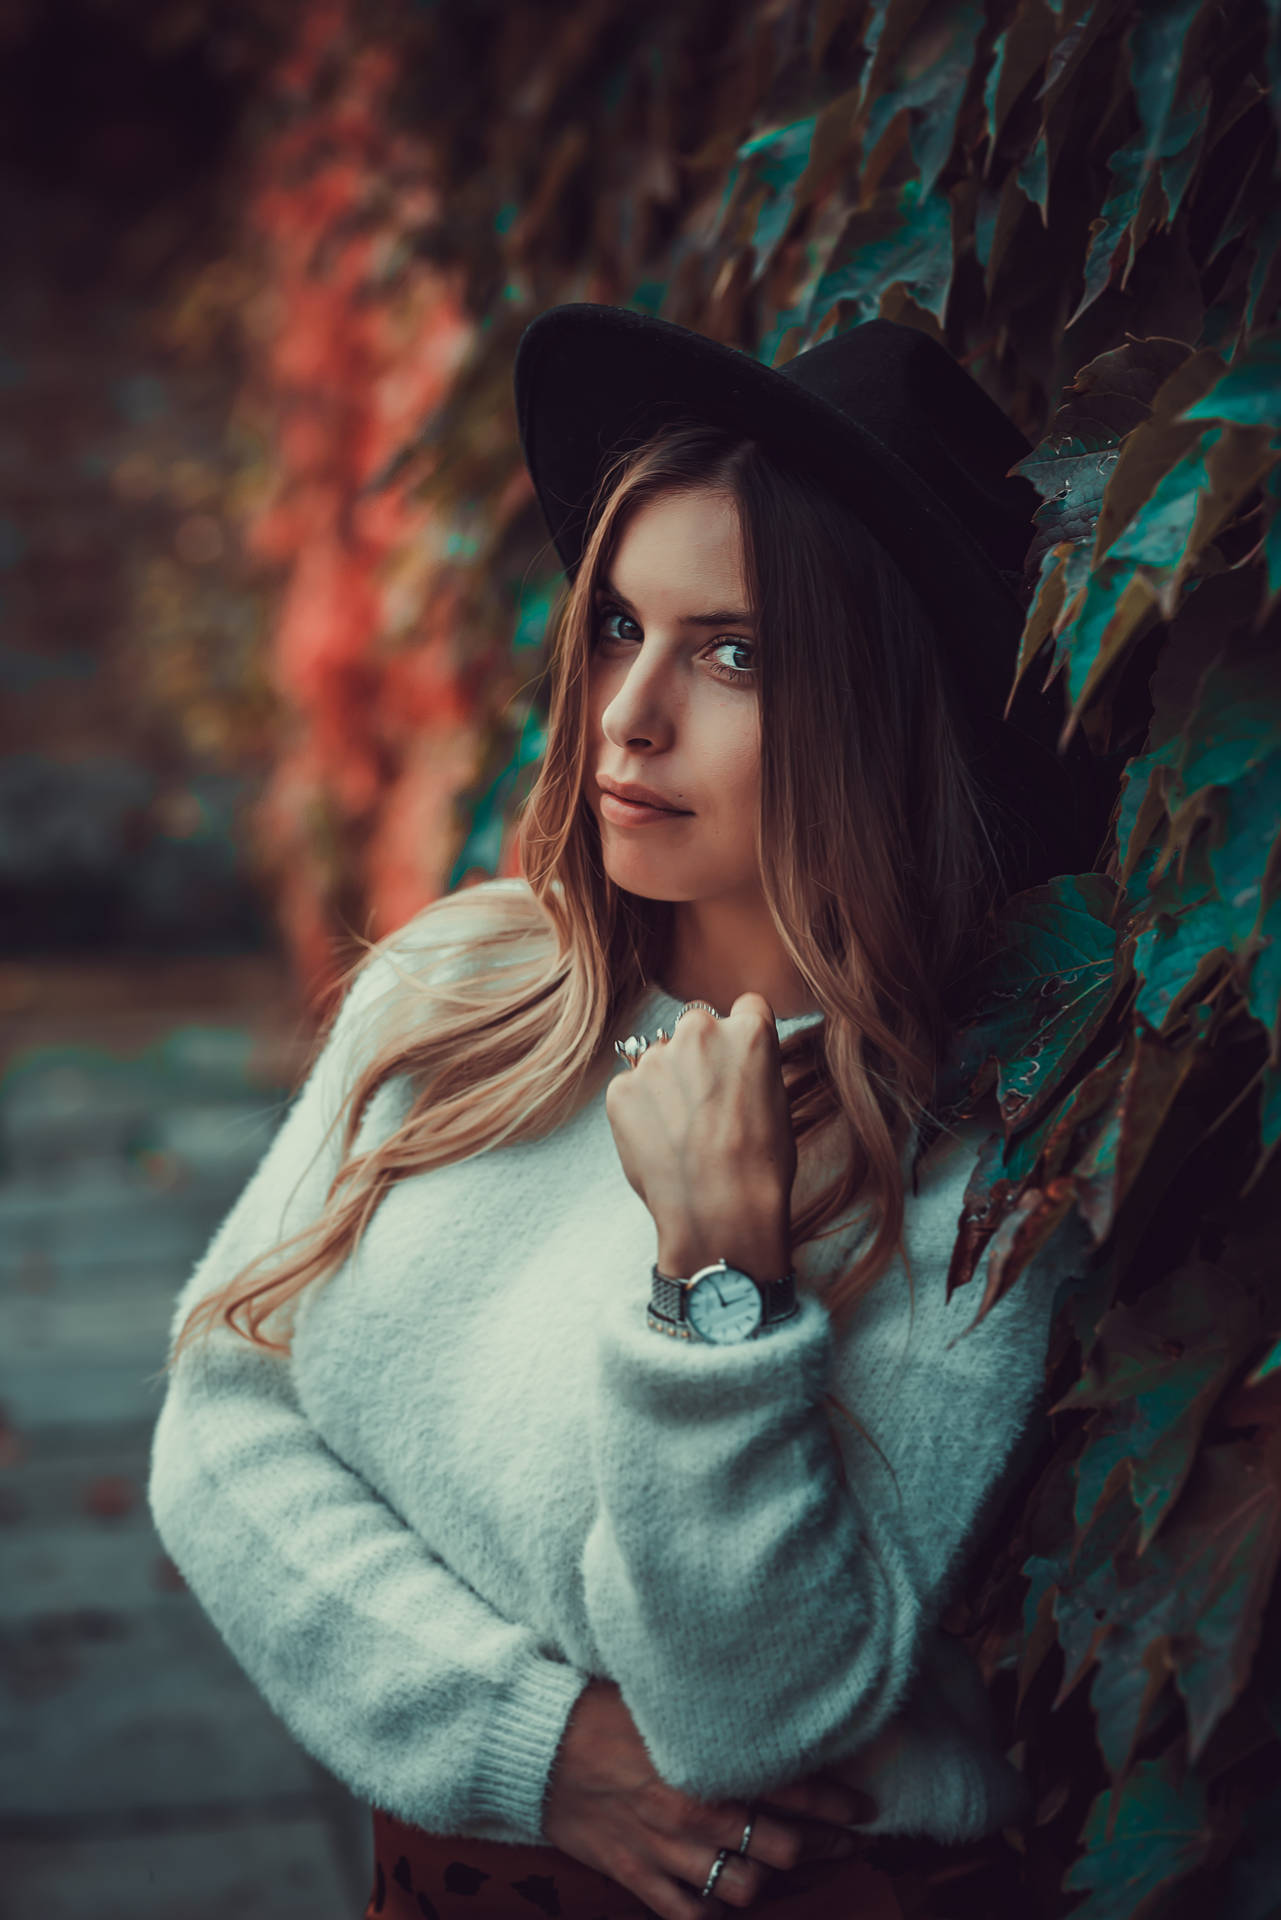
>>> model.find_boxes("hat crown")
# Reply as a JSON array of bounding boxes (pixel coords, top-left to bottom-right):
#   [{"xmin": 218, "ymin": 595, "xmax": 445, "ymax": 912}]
[{"xmin": 774, "ymin": 320, "xmax": 1036, "ymax": 578}]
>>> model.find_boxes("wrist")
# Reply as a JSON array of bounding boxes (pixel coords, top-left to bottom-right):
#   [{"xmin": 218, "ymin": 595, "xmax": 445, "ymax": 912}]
[{"xmin": 656, "ymin": 1223, "xmax": 791, "ymax": 1283}]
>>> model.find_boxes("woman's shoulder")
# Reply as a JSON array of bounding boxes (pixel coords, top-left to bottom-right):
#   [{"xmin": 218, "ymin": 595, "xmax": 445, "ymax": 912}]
[
  {"xmin": 370, "ymin": 876, "xmax": 548, "ymax": 979},
  {"xmin": 390, "ymin": 876, "xmax": 544, "ymax": 958},
  {"xmin": 333, "ymin": 878, "xmax": 552, "ymax": 1043}
]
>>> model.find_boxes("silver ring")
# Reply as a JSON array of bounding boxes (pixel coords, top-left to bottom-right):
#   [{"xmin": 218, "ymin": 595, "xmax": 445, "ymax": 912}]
[
  {"xmin": 613, "ymin": 1033, "xmax": 648, "ymax": 1069},
  {"xmin": 700, "ymin": 1848, "xmax": 731, "ymax": 1900},
  {"xmin": 653, "ymin": 1026, "xmax": 671, "ymax": 1044},
  {"xmin": 737, "ymin": 1810, "xmax": 755, "ymax": 1855},
  {"xmin": 674, "ymin": 1000, "xmax": 723, "ymax": 1025}
]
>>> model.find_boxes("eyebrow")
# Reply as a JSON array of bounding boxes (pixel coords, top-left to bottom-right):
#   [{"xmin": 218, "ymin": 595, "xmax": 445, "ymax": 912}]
[{"xmin": 596, "ymin": 579, "xmax": 756, "ymax": 628}]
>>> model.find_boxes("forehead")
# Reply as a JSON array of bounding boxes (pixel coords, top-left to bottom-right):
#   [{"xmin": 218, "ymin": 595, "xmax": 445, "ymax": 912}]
[{"xmin": 605, "ymin": 487, "xmax": 747, "ymax": 601}]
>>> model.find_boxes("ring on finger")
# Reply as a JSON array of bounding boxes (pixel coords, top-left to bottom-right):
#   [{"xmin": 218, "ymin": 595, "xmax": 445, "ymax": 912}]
[
  {"xmin": 701, "ymin": 1847, "xmax": 731, "ymax": 1900},
  {"xmin": 737, "ymin": 1808, "xmax": 756, "ymax": 1855}
]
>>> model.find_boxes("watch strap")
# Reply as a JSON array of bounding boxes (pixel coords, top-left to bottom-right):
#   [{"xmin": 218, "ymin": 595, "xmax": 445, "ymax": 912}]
[{"xmin": 648, "ymin": 1261, "xmax": 798, "ymax": 1339}]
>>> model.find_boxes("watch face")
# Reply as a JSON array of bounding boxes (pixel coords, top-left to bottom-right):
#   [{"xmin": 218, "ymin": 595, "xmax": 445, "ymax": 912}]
[{"xmin": 686, "ymin": 1265, "xmax": 762, "ymax": 1344}]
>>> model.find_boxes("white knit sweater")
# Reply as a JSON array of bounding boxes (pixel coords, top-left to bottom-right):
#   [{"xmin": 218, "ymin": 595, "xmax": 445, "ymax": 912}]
[{"xmin": 148, "ymin": 880, "xmax": 1086, "ymax": 1849}]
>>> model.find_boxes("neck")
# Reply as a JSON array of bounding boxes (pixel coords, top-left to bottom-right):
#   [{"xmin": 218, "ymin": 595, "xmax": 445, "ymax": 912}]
[{"xmin": 661, "ymin": 894, "xmax": 821, "ymax": 1020}]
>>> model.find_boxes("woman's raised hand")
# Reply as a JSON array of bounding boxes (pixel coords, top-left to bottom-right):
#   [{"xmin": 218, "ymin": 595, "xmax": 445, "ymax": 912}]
[
  {"xmin": 543, "ymin": 1678, "xmax": 876, "ymax": 1919},
  {"xmin": 605, "ymin": 994, "xmax": 797, "ymax": 1280}
]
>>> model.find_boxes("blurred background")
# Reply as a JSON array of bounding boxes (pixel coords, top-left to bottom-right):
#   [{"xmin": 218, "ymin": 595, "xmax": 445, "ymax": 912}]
[{"xmin": 1, "ymin": 0, "xmax": 1278, "ymax": 1913}]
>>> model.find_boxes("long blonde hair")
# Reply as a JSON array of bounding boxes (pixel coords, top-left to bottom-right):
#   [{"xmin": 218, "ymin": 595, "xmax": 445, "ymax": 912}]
[{"xmin": 170, "ymin": 419, "xmax": 1010, "ymax": 1366}]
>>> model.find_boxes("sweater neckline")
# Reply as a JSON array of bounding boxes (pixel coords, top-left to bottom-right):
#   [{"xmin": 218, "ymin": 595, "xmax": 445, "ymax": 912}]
[{"xmin": 630, "ymin": 980, "xmax": 826, "ymax": 1041}]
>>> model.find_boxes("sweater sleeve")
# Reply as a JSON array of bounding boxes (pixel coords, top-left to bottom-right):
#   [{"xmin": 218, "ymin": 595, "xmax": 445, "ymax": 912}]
[
  {"xmin": 147, "ymin": 928, "xmax": 589, "ymax": 1843},
  {"xmin": 579, "ymin": 1140, "xmax": 1082, "ymax": 1814}
]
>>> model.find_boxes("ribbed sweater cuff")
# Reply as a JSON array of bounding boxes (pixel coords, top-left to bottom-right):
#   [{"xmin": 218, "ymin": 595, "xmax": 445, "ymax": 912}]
[{"xmin": 470, "ymin": 1652, "xmax": 591, "ymax": 1842}]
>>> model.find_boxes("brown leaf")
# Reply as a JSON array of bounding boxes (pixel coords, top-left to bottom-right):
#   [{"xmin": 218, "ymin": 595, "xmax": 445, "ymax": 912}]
[{"xmin": 1070, "ymin": 1036, "xmax": 1202, "ymax": 1246}]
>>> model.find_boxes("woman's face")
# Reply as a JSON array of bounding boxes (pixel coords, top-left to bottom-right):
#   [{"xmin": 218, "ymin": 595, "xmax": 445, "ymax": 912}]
[{"xmin": 584, "ymin": 485, "xmax": 762, "ymax": 906}]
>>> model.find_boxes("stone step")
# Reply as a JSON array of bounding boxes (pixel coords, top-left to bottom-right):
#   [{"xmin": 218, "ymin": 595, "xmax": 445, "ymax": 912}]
[
  {"xmin": 0, "ymin": 989, "xmax": 371, "ymax": 1918},
  {"xmin": 0, "ymin": 1424, "xmax": 371, "ymax": 1911}
]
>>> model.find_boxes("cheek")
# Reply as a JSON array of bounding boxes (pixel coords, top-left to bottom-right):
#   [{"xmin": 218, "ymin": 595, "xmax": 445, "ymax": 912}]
[{"xmin": 703, "ymin": 713, "xmax": 761, "ymax": 811}]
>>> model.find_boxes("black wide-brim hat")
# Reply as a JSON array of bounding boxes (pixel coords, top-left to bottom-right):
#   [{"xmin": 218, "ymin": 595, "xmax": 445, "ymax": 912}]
[{"xmin": 514, "ymin": 302, "xmax": 1123, "ymax": 895}]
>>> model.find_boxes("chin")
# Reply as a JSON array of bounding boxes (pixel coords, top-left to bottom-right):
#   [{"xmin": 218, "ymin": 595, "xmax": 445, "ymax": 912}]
[
  {"xmin": 606, "ymin": 864, "xmax": 691, "ymax": 903},
  {"xmin": 596, "ymin": 845, "xmax": 689, "ymax": 904}
]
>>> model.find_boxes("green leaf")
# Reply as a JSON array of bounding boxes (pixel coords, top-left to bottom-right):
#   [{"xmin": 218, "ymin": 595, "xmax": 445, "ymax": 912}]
[
  {"xmin": 1056, "ymin": 1429, "xmax": 1281, "ymax": 1764},
  {"xmin": 1054, "ymin": 1472, "xmax": 1139, "ymax": 1699},
  {"xmin": 1266, "ymin": 0, "xmax": 1281, "ymax": 139},
  {"xmin": 1068, "ymin": 133, "xmax": 1147, "ymax": 329},
  {"xmin": 1091, "ymin": 347, "xmax": 1226, "ymax": 564},
  {"xmin": 940, "ymin": 874, "xmax": 1121, "ymax": 1133},
  {"xmin": 511, "ymin": 577, "xmax": 558, "ymax": 653},
  {"xmin": 1015, "ymin": 432, "xmax": 1122, "ymax": 553},
  {"xmin": 807, "ymin": 177, "xmax": 953, "ymax": 328},
  {"xmin": 447, "ymin": 704, "xmax": 547, "ymax": 887},
  {"xmin": 1204, "ymin": 752, "xmax": 1281, "ymax": 946},
  {"xmin": 1265, "ymin": 465, "xmax": 1281, "ymax": 607},
  {"xmin": 1182, "ymin": 332, "xmax": 1281, "ymax": 428},
  {"xmin": 1258, "ymin": 1060, "xmax": 1281, "ymax": 1167},
  {"xmin": 1015, "ymin": 340, "xmax": 1190, "ymax": 572},
  {"xmin": 1116, "ymin": 734, "xmax": 1182, "ymax": 888},
  {"xmin": 1128, "ymin": 0, "xmax": 1212, "ymax": 222},
  {"xmin": 1056, "ymin": 559, "xmax": 1160, "ymax": 729},
  {"xmin": 1247, "ymin": 1336, "xmax": 1281, "ymax": 1389},
  {"xmin": 1133, "ymin": 891, "xmax": 1237, "ymax": 1033},
  {"xmin": 1064, "ymin": 1261, "xmax": 1258, "ymax": 1547},
  {"xmin": 1070, "ymin": 1035, "xmax": 1202, "ymax": 1249},
  {"xmin": 1245, "ymin": 889, "xmax": 1281, "ymax": 1049},
  {"xmin": 1213, "ymin": 1775, "xmax": 1281, "ymax": 1920},
  {"xmin": 739, "ymin": 116, "xmax": 818, "ymax": 285},
  {"xmin": 1107, "ymin": 431, "xmax": 1215, "ymax": 569},
  {"xmin": 1246, "ymin": 202, "xmax": 1281, "ymax": 339},
  {"xmin": 1178, "ymin": 644, "xmax": 1281, "ymax": 797},
  {"xmin": 1016, "ymin": 136, "xmax": 1049, "ymax": 222},
  {"xmin": 1162, "ymin": 1436, "xmax": 1281, "ymax": 1758},
  {"xmin": 982, "ymin": 0, "xmax": 1055, "ymax": 158},
  {"xmin": 981, "ymin": 22, "xmax": 1009, "ymax": 149},
  {"xmin": 862, "ymin": 1, "xmax": 984, "ymax": 199},
  {"xmin": 1062, "ymin": 1755, "xmax": 1210, "ymax": 1917}
]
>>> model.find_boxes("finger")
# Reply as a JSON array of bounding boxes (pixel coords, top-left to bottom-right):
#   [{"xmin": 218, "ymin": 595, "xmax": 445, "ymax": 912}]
[
  {"xmin": 758, "ymin": 1777, "xmax": 879, "ymax": 1830},
  {"xmin": 716, "ymin": 1805, "xmax": 855, "ymax": 1873},
  {"xmin": 686, "ymin": 1798, "xmax": 841, "ymax": 1875},
  {"xmin": 628, "ymin": 1860, "xmax": 721, "ymax": 1920},
  {"xmin": 663, "ymin": 1842, "xmax": 768, "ymax": 1912},
  {"xmin": 669, "ymin": 1004, "xmax": 720, "ymax": 1039},
  {"xmin": 729, "ymin": 991, "xmax": 775, "ymax": 1025}
]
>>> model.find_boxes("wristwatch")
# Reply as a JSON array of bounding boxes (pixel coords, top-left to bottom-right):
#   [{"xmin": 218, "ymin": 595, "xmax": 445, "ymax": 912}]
[{"xmin": 647, "ymin": 1258, "xmax": 799, "ymax": 1344}]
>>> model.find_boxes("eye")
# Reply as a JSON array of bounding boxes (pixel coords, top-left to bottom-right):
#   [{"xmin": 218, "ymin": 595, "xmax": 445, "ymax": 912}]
[
  {"xmin": 594, "ymin": 604, "xmax": 641, "ymax": 646},
  {"xmin": 592, "ymin": 602, "xmax": 756, "ymax": 684},
  {"xmin": 705, "ymin": 639, "xmax": 756, "ymax": 682}
]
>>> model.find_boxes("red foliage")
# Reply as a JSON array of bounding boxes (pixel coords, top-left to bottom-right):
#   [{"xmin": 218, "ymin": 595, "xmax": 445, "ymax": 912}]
[{"xmin": 243, "ymin": 0, "xmax": 474, "ymax": 1002}]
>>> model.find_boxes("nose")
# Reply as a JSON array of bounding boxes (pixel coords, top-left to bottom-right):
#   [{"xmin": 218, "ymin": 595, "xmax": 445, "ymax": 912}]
[{"xmin": 598, "ymin": 648, "xmax": 678, "ymax": 753}]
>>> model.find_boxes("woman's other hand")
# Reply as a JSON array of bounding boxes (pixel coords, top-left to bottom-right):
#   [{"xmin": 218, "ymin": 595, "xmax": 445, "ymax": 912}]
[
  {"xmin": 605, "ymin": 995, "xmax": 797, "ymax": 1280},
  {"xmin": 544, "ymin": 1678, "xmax": 876, "ymax": 1920}
]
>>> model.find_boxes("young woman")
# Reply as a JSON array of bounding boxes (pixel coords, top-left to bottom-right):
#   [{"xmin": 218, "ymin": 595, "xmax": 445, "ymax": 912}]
[{"xmin": 149, "ymin": 306, "xmax": 1111, "ymax": 1920}]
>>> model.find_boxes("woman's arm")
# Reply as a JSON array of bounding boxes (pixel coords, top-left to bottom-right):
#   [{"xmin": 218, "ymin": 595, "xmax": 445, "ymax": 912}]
[
  {"xmin": 581, "ymin": 1283, "xmax": 915, "ymax": 1801},
  {"xmin": 580, "ymin": 1142, "xmax": 1076, "ymax": 1817},
  {"xmin": 148, "ymin": 930, "xmax": 588, "ymax": 1843}
]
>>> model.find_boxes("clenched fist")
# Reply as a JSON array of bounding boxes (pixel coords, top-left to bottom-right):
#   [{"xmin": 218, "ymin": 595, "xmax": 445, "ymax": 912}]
[{"xmin": 606, "ymin": 994, "xmax": 796, "ymax": 1280}]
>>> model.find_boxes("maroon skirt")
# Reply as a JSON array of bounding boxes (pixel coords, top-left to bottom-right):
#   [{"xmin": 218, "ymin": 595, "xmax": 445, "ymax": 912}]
[{"xmin": 363, "ymin": 1806, "xmax": 915, "ymax": 1919}]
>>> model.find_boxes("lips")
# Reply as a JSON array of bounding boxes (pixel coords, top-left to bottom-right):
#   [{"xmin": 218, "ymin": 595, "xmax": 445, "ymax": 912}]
[{"xmin": 597, "ymin": 780, "xmax": 691, "ymax": 814}]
